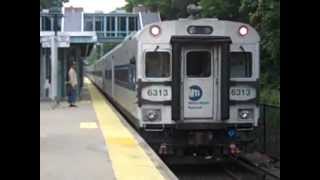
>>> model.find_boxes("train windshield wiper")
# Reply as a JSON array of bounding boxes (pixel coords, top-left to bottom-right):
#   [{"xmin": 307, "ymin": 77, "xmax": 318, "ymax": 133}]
[{"xmin": 154, "ymin": 45, "xmax": 159, "ymax": 52}]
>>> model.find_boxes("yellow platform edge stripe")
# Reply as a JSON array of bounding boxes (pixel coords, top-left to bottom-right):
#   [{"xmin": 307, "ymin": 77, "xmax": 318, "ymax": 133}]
[{"xmin": 85, "ymin": 78, "xmax": 165, "ymax": 180}]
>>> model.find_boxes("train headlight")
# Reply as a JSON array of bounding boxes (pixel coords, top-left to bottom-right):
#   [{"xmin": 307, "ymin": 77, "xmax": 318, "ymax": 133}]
[
  {"xmin": 239, "ymin": 109, "xmax": 253, "ymax": 120},
  {"xmin": 143, "ymin": 109, "xmax": 161, "ymax": 121},
  {"xmin": 150, "ymin": 25, "xmax": 161, "ymax": 37},
  {"xmin": 239, "ymin": 25, "xmax": 248, "ymax": 36}
]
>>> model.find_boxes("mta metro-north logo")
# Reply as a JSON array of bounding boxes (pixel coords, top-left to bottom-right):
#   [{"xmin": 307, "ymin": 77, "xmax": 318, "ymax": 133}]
[{"xmin": 189, "ymin": 85, "xmax": 203, "ymax": 101}]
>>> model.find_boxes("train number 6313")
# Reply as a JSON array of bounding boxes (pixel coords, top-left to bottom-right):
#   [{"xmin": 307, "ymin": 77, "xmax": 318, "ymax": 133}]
[{"xmin": 147, "ymin": 89, "xmax": 169, "ymax": 97}]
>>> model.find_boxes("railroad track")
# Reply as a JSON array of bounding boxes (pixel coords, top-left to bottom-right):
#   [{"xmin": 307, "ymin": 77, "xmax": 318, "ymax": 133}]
[
  {"xmin": 223, "ymin": 167, "xmax": 243, "ymax": 180},
  {"xmin": 171, "ymin": 163, "xmax": 259, "ymax": 180},
  {"xmin": 169, "ymin": 152, "xmax": 280, "ymax": 180},
  {"xmin": 226, "ymin": 153, "xmax": 280, "ymax": 180},
  {"xmin": 170, "ymin": 164, "xmax": 238, "ymax": 180}
]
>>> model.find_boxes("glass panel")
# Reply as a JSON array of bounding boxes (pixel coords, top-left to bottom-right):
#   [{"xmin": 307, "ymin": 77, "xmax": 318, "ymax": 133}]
[
  {"xmin": 106, "ymin": 16, "xmax": 115, "ymax": 37},
  {"xmin": 129, "ymin": 17, "xmax": 137, "ymax": 31},
  {"xmin": 42, "ymin": 16, "xmax": 52, "ymax": 31},
  {"xmin": 118, "ymin": 16, "xmax": 126, "ymax": 31},
  {"xmin": 187, "ymin": 51, "xmax": 211, "ymax": 77},
  {"xmin": 230, "ymin": 52, "xmax": 252, "ymax": 78},
  {"xmin": 84, "ymin": 15, "xmax": 93, "ymax": 31},
  {"xmin": 117, "ymin": 16, "xmax": 127, "ymax": 37},
  {"xmin": 145, "ymin": 52, "xmax": 170, "ymax": 78},
  {"xmin": 95, "ymin": 16, "xmax": 104, "ymax": 31}
]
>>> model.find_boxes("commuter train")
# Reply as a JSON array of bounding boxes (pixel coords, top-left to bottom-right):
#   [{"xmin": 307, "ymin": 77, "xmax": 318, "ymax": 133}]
[{"xmin": 87, "ymin": 17, "xmax": 260, "ymax": 162}]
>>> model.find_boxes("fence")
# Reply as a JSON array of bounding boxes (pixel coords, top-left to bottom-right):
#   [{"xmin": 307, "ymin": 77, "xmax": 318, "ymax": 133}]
[{"xmin": 254, "ymin": 104, "xmax": 280, "ymax": 159}]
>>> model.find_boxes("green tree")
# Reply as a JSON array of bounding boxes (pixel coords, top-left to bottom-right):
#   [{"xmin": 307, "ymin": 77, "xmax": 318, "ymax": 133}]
[
  {"xmin": 200, "ymin": 0, "xmax": 244, "ymax": 21},
  {"xmin": 40, "ymin": 0, "xmax": 69, "ymax": 9},
  {"xmin": 124, "ymin": 0, "xmax": 198, "ymax": 20}
]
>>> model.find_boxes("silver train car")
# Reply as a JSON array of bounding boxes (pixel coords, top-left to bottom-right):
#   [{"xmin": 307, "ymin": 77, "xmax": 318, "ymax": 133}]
[{"xmin": 87, "ymin": 17, "xmax": 260, "ymax": 162}]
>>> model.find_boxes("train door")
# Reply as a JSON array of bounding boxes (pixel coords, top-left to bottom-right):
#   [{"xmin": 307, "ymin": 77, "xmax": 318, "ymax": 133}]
[{"xmin": 182, "ymin": 46, "xmax": 218, "ymax": 121}]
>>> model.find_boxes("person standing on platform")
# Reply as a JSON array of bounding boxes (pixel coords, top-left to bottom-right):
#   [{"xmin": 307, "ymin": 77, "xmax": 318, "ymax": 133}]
[{"xmin": 67, "ymin": 63, "xmax": 78, "ymax": 107}]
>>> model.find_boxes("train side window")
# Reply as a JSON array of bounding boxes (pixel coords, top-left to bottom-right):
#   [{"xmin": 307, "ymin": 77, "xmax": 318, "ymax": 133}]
[
  {"xmin": 145, "ymin": 52, "xmax": 170, "ymax": 78},
  {"xmin": 115, "ymin": 66, "xmax": 129, "ymax": 83},
  {"xmin": 187, "ymin": 51, "xmax": 211, "ymax": 77},
  {"xmin": 230, "ymin": 52, "xmax": 252, "ymax": 78},
  {"xmin": 114, "ymin": 65, "xmax": 136, "ymax": 90}
]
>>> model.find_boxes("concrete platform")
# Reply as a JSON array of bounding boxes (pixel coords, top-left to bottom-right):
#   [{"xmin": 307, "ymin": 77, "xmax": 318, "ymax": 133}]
[{"xmin": 40, "ymin": 79, "xmax": 177, "ymax": 180}]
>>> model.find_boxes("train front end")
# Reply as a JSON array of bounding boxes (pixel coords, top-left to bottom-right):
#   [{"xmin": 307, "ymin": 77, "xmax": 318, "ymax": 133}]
[{"xmin": 136, "ymin": 19, "xmax": 260, "ymax": 163}]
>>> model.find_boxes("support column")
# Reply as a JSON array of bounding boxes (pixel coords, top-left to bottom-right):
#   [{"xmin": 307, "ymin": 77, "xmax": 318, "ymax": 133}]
[
  {"xmin": 57, "ymin": 48, "xmax": 65, "ymax": 99},
  {"xmin": 115, "ymin": 16, "xmax": 118, "ymax": 37},
  {"xmin": 63, "ymin": 48, "xmax": 68, "ymax": 98},
  {"xmin": 126, "ymin": 16, "xmax": 129, "ymax": 36},
  {"xmin": 76, "ymin": 47, "xmax": 81, "ymax": 98},
  {"xmin": 93, "ymin": 15, "xmax": 96, "ymax": 31},
  {"xmin": 40, "ymin": 46, "xmax": 44, "ymax": 97},
  {"xmin": 50, "ymin": 17, "xmax": 54, "ymax": 31},
  {"xmin": 104, "ymin": 15, "xmax": 107, "ymax": 38},
  {"xmin": 40, "ymin": 16, "xmax": 42, "ymax": 31},
  {"xmin": 57, "ymin": 48, "xmax": 62, "ymax": 98},
  {"xmin": 50, "ymin": 36, "xmax": 58, "ymax": 101}
]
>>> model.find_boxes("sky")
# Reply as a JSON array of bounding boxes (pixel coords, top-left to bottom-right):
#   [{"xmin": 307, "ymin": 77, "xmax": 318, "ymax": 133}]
[{"xmin": 63, "ymin": 0, "xmax": 127, "ymax": 13}]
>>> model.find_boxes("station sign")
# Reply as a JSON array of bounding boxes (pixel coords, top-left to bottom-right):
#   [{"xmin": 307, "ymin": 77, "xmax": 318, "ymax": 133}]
[
  {"xmin": 57, "ymin": 35, "xmax": 70, "ymax": 47},
  {"xmin": 41, "ymin": 36, "xmax": 51, "ymax": 48},
  {"xmin": 41, "ymin": 35, "xmax": 70, "ymax": 48}
]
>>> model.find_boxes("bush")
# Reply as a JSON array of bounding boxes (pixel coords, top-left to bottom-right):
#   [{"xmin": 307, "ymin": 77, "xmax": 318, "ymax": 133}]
[{"xmin": 260, "ymin": 87, "xmax": 280, "ymax": 106}]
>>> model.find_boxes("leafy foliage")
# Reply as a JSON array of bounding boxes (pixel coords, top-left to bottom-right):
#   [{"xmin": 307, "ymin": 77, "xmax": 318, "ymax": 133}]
[
  {"xmin": 200, "ymin": 0, "xmax": 244, "ymax": 20},
  {"xmin": 40, "ymin": 0, "xmax": 69, "ymax": 9},
  {"xmin": 125, "ymin": 0, "xmax": 198, "ymax": 19}
]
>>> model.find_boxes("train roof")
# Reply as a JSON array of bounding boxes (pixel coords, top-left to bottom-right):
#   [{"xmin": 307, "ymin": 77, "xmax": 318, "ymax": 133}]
[
  {"xmin": 92, "ymin": 18, "xmax": 260, "ymax": 65},
  {"xmin": 136, "ymin": 18, "xmax": 260, "ymax": 44}
]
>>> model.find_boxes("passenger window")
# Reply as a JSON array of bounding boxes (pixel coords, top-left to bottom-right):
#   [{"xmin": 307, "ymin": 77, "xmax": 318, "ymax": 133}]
[
  {"xmin": 115, "ymin": 66, "xmax": 129, "ymax": 83},
  {"xmin": 145, "ymin": 52, "xmax": 170, "ymax": 78},
  {"xmin": 187, "ymin": 51, "xmax": 211, "ymax": 77},
  {"xmin": 230, "ymin": 52, "xmax": 252, "ymax": 78}
]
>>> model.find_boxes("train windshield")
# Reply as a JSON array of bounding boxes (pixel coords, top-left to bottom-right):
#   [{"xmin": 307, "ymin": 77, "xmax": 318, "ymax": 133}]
[
  {"xmin": 230, "ymin": 52, "xmax": 252, "ymax": 78},
  {"xmin": 145, "ymin": 52, "xmax": 170, "ymax": 78}
]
